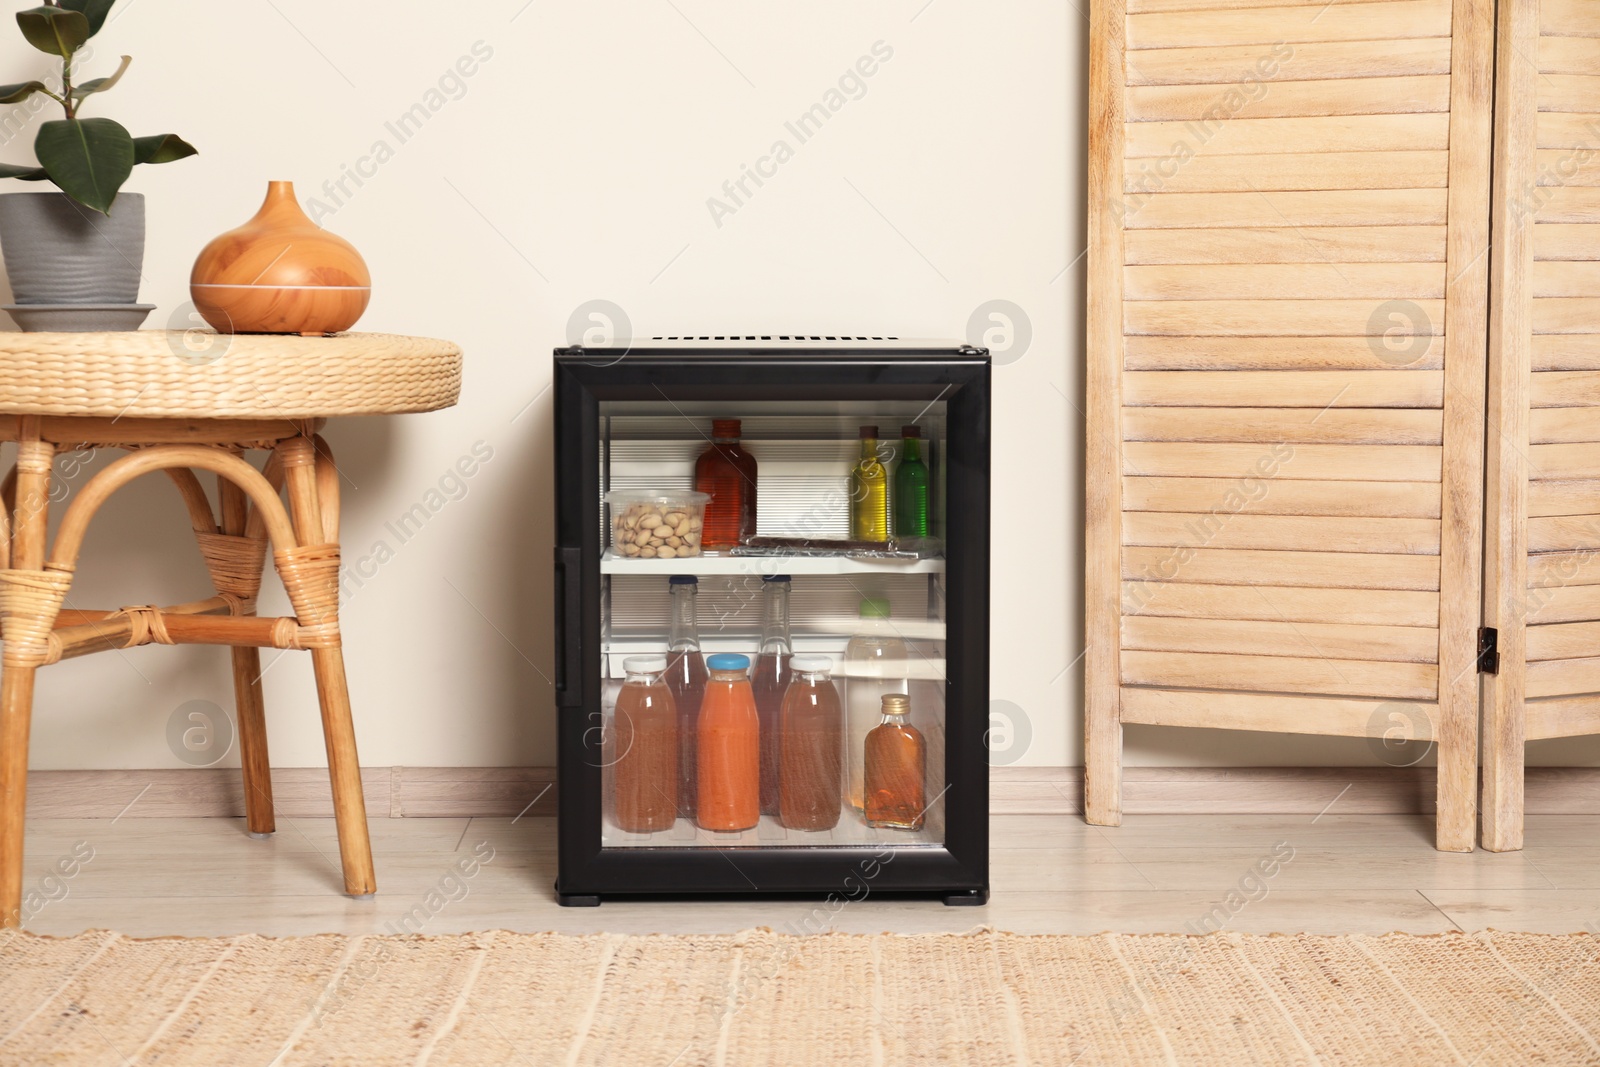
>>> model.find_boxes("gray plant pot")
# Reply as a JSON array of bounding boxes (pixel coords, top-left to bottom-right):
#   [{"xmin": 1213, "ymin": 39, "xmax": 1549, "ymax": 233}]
[{"xmin": 0, "ymin": 191, "xmax": 145, "ymax": 305}]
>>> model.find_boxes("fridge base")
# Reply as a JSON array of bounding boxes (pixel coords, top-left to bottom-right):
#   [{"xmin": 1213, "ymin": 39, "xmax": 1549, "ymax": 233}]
[{"xmin": 549, "ymin": 887, "xmax": 989, "ymax": 908}]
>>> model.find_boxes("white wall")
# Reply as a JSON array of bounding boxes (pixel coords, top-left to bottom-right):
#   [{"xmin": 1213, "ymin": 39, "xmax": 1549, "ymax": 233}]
[{"xmin": 5, "ymin": 1, "xmax": 1594, "ymax": 772}]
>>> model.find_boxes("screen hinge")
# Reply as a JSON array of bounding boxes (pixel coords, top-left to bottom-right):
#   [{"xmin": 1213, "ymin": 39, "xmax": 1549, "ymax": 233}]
[{"xmin": 1477, "ymin": 627, "xmax": 1500, "ymax": 675}]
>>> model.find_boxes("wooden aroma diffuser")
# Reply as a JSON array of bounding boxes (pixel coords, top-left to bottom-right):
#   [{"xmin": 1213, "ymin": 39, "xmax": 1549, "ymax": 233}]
[{"xmin": 190, "ymin": 181, "xmax": 370, "ymax": 335}]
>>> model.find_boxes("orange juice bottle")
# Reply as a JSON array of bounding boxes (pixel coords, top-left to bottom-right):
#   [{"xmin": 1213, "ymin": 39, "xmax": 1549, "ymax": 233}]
[{"xmin": 697, "ymin": 653, "xmax": 760, "ymax": 832}]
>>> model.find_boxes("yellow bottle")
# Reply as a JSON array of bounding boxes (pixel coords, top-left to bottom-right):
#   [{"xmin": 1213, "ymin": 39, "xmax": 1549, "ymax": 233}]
[{"xmin": 851, "ymin": 426, "xmax": 890, "ymax": 541}]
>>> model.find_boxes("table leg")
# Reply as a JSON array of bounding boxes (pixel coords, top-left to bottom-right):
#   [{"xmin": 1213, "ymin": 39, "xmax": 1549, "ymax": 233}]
[
  {"xmin": 1, "ymin": 427, "xmax": 57, "ymax": 929},
  {"xmin": 277, "ymin": 437, "xmax": 375, "ymax": 897},
  {"xmin": 231, "ymin": 647, "xmax": 274, "ymax": 837},
  {"xmin": 219, "ymin": 476, "xmax": 275, "ymax": 837},
  {"xmin": 0, "ymin": 667, "xmax": 35, "ymax": 929},
  {"xmin": 311, "ymin": 645, "xmax": 375, "ymax": 895}
]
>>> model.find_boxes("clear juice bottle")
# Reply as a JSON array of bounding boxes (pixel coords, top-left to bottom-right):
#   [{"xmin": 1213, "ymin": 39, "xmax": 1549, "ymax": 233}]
[
  {"xmin": 664, "ymin": 575, "xmax": 708, "ymax": 819},
  {"xmin": 850, "ymin": 425, "xmax": 890, "ymax": 542},
  {"xmin": 697, "ymin": 653, "xmax": 761, "ymax": 832},
  {"xmin": 612, "ymin": 655, "xmax": 678, "ymax": 833},
  {"xmin": 751, "ymin": 574, "xmax": 793, "ymax": 816},
  {"xmin": 694, "ymin": 418, "xmax": 758, "ymax": 548},
  {"xmin": 865, "ymin": 693, "xmax": 926, "ymax": 831},
  {"xmin": 844, "ymin": 597, "xmax": 908, "ymax": 811},
  {"xmin": 893, "ymin": 425, "xmax": 930, "ymax": 540},
  {"xmin": 779, "ymin": 655, "xmax": 843, "ymax": 832}
]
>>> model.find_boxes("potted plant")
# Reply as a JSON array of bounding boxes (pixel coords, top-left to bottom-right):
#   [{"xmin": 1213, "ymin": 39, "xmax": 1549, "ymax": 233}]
[{"xmin": 0, "ymin": 0, "xmax": 194, "ymax": 328}]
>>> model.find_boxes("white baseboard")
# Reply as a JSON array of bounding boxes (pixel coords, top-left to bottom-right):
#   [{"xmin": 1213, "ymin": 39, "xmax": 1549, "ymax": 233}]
[{"xmin": 21, "ymin": 766, "xmax": 1600, "ymax": 819}]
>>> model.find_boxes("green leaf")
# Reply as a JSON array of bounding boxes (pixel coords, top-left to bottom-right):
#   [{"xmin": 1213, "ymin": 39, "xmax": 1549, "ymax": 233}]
[
  {"xmin": 34, "ymin": 117, "xmax": 134, "ymax": 214},
  {"xmin": 0, "ymin": 80, "xmax": 47, "ymax": 104},
  {"xmin": 70, "ymin": 55, "xmax": 130, "ymax": 101},
  {"xmin": 15, "ymin": 6, "xmax": 89, "ymax": 58},
  {"xmin": 132, "ymin": 132, "xmax": 196, "ymax": 165},
  {"xmin": 57, "ymin": 0, "xmax": 113, "ymax": 38},
  {"xmin": 0, "ymin": 162, "xmax": 47, "ymax": 180}
]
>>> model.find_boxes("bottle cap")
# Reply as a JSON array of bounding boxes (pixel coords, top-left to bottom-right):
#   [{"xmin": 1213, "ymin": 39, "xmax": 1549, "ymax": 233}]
[
  {"xmin": 622, "ymin": 655, "xmax": 667, "ymax": 674},
  {"xmin": 859, "ymin": 597, "xmax": 892, "ymax": 619},
  {"xmin": 902, "ymin": 425, "xmax": 921, "ymax": 439},
  {"xmin": 711, "ymin": 419, "xmax": 741, "ymax": 439},
  {"xmin": 881, "ymin": 693, "xmax": 910, "ymax": 716},
  {"xmin": 859, "ymin": 425, "xmax": 879, "ymax": 439},
  {"xmin": 789, "ymin": 654, "xmax": 832, "ymax": 674},
  {"xmin": 761, "ymin": 574, "xmax": 791, "ymax": 583},
  {"xmin": 668, "ymin": 575, "xmax": 698, "ymax": 586},
  {"xmin": 706, "ymin": 653, "xmax": 750, "ymax": 672}
]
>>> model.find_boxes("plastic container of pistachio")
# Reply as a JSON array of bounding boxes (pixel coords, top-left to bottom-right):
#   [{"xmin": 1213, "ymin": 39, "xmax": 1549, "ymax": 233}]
[{"xmin": 604, "ymin": 491, "xmax": 710, "ymax": 560}]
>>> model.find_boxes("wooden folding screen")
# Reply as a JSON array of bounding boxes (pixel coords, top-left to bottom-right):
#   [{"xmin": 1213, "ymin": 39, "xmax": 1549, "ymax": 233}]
[
  {"xmin": 1086, "ymin": 0, "xmax": 1494, "ymax": 851},
  {"xmin": 1482, "ymin": 0, "xmax": 1600, "ymax": 852}
]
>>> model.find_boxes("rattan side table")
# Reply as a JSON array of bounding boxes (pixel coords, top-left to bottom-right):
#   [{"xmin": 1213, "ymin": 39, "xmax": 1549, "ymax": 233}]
[{"xmin": 0, "ymin": 330, "xmax": 462, "ymax": 928}]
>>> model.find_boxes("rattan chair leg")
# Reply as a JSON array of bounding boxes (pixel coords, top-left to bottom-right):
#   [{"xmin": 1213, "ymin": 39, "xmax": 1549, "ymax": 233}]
[
  {"xmin": 278, "ymin": 436, "xmax": 375, "ymax": 896},
  {"xmin": 311, "ymin": 645, "xmax": 374, "ymax": 895},
  {"xmin": 312, "ymin": 434, "xmax": 340, "ymax": 542},
  {"xmin": 231, "ymin": 647, "xmax": 275, "ymax": 836},
  {"xmin": 217, "ymin": 476, "xmax": 274, "ymax": 837},
  {"xmin": 0, "ymin": 465, "xmax": 15, "ymax": 556},
  {"xmin": 1, "ymin": 426, "xmax": 55, "ymax": 929},
  {"xmin": 0, "ymin": 667, "xmax": 35, "ymax": 928}
]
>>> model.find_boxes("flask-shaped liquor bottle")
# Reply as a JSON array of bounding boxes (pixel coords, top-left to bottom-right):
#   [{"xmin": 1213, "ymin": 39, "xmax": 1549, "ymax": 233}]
[
  {"xmin": 864, "ymin": 693, "xmax": 926, "ymax": 831},
  {"xmin": 893, "ymin": 425, "xmax": 930, "ymax": 540},
  {"xmin": 694, "ymin": 419, "xmax": 758, "ymax": 548},
  {"xmin": 750, "ymin": 574, "xmax": 792, "ymax": 816},
  {"xmin": 664, "ymin": 575, "xmax": 707, "ymax": 819},
  {"xmin": 850, "ymin": 425, "xmax": 890, "ymax": 542},
  {"xmin": 844, "ymin": 598, "xmax": 907, "ymax": 810}
]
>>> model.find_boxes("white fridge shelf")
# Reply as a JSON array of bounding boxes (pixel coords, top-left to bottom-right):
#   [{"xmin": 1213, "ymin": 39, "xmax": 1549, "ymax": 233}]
[{"xmin": 600, "ymin": 550, "xmax": 945, "ymax": 576}]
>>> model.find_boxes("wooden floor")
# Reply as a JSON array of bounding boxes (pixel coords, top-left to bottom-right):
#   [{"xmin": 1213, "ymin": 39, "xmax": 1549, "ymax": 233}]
[{"xmin": 14, "ymin": 814, "xmax": 1598, "ymax": 938}]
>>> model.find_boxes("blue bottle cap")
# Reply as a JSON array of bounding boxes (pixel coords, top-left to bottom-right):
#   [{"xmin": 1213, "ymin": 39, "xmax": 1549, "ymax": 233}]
[
  {"xmin": 706, "ymin": 653, "xmax": 750, "ymax": 671},
  {"xmin": 761, "ymin": 574, "xmax": 791, "ymax": 583},
  {"xmin": 668, "ymin": 575, "xmax": 698, "ymax": 585}
]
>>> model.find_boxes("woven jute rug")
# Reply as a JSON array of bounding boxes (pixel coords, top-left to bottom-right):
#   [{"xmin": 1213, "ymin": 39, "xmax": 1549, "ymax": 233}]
[{"xmin": 1, "ymin": 927, "xmax": 1596, "ymax": 1065}]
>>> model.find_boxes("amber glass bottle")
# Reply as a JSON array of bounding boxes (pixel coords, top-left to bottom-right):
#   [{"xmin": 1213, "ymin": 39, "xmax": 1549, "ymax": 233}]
[
  {"xmin": 612, "ymin": 655, "xmax": 677, "ymax": 833},
  {"xmin": 664, "ymin": 576, "xmax": 707, "ymax": 819},
  {"xmin": 694, "ymin": 419, "xmax": 758, "ymax": 548},
  {"xmin": 751, "ymin": 574, "xmax": 793, "ymax": 816},
  {"xmin": 778, "ymin": 655, "xmax": 843, "ymax": 832},
  {"xmin": 864, "ymin": 693, "xmax": 926, "ymax": 831}
]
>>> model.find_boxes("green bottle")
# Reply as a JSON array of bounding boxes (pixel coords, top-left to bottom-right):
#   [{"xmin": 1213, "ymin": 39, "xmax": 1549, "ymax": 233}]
[{"xmin": 893, "ymin": 425, "xmax": 930, "ymax": 539}]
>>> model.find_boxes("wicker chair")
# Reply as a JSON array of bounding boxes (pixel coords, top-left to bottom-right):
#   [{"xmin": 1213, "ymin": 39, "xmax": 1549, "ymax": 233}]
[{"xmin": 0, "ymin": 331, "xmax": 462, "ymax": 928}]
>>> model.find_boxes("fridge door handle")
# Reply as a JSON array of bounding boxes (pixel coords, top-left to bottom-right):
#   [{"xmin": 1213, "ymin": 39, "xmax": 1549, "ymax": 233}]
[{"xmin": 554, "ymin": 546, "xmax": 584, "ymax": 708}]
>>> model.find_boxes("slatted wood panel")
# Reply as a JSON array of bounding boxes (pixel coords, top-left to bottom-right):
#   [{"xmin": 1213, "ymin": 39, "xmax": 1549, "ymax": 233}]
[
  {"xmin": 1483, "ymin": 0, "xmax": 1600, "ymax": 852},
  {"xmin": 1088, "ymin": 0, "xmax": 1492, "ymax": 852}
]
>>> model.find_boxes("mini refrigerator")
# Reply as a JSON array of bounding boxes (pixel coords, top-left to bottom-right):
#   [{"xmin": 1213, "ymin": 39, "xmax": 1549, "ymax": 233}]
[{"xmin": 553, "ymin": 338, "xmax": 990, "ymax": 906}]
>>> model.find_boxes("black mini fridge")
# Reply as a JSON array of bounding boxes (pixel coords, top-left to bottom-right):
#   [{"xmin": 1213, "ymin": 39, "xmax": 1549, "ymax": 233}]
[{"xmin": 552, "ymin": 339, "xmax": 990, "ymax": 906}]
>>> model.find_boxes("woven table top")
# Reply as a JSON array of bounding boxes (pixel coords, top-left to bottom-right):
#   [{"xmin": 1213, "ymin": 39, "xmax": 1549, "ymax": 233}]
[{"xmin": 0, "ymin": 331, "xmax": 461, "ymax": 418}]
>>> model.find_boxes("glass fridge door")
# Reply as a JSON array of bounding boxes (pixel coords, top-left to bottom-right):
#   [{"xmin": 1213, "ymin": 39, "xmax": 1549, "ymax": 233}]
[
  {"xmin": 554, "ymin": 345, "xmax": 989, "ymax": 903},
  {"xmin": 596, "ymin": 399, "xmax": 950, "ymax": 850}
]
